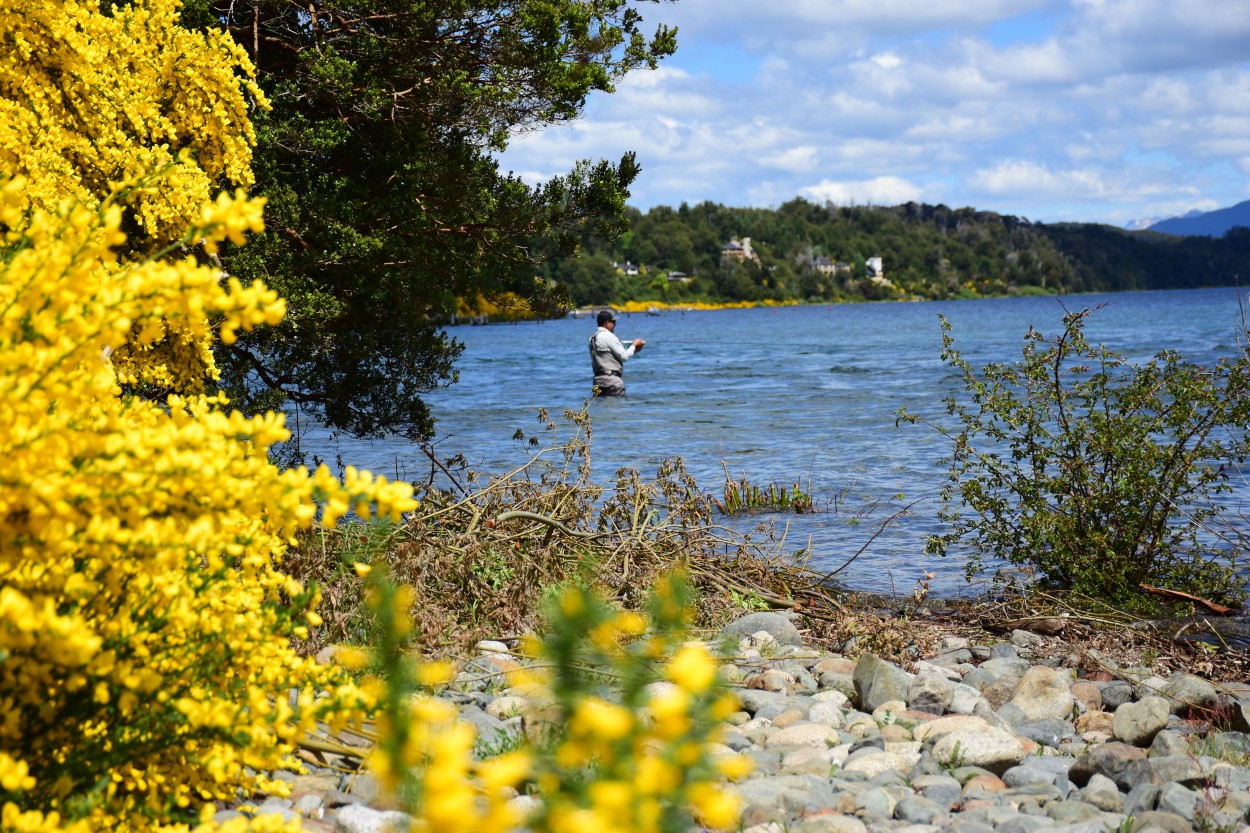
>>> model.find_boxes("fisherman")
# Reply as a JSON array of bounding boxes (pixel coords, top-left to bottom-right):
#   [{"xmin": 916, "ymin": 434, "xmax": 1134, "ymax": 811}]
[{"xmin": 589, "ymin": 309, "xmax": 645, "ymax": 396}]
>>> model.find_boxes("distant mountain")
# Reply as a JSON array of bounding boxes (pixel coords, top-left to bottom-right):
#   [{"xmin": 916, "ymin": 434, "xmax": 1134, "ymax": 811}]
[{"xmin": 1148, "ymin": 201, "xmax": 1250, "ymax": 237}]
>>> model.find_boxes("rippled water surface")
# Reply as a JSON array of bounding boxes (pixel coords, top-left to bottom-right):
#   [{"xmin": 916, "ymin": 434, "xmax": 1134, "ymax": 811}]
[{"xmin": 298, "ymin": 287, "xmax": 1250, "ymax": 596}]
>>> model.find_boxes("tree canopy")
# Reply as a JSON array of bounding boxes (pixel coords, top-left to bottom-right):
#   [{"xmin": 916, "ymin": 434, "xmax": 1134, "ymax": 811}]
[
  {"xmin": 545, "ymin": 199, "xmax": 1250, "ymax": 308},
  {"xmin": 187, "ymin": 0, "xmax": 677, "ymax": 440}
]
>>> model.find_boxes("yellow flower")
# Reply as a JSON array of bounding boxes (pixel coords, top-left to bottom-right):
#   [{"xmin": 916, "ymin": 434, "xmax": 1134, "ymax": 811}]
[
  {"xmin": 476, "ymin": 750, "xmax": 531, "ymax": 792},
  {"xmin": 570, "ymin": 697, "xmax": 633, "ymax": 741},
  {"xmin": 713, "ymin": 753, "xmax": 755, "ymax": 781},
  {"xmin": 647, "ymin": 688, "xmax": 692, "ymax": 739},
  {"xmin": 665, "ymin": 643, "xmax": 716, "ymax": 693},
  {"xmin": 687, "ymin": 782, "xmax": 742, "ymax": 830}
]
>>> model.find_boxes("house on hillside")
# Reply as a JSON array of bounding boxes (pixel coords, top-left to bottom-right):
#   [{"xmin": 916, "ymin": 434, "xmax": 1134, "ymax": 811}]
[
  {"xmin": 813, "ymin": 256, "xmax": 852, "ymax": 276},
  {"xmin": 721, "ymin": 237, "xmax": 760, "ymax": 264},
  {"xmin": 613, "ymin": 261, "xmax": 640, "ymax": 276},
  {"xmin": 666, "ymin": 271, "xmax": 691, "ymax": 284},
  {"xmin": 866, "ymin": 256, "xmax": 884, "ymax": 277}
]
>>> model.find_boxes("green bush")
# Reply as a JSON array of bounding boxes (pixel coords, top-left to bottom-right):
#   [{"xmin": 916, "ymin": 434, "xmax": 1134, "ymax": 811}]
[{"xmin": 899, "ymin": 308, "xmax": 1250, "ymax": 608}]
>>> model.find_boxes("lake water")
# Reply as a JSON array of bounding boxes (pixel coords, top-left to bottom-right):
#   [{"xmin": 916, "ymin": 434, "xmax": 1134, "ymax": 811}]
[{"xmin": 296, "ymin": 287, "xmax": 1250, "ymax": 597}]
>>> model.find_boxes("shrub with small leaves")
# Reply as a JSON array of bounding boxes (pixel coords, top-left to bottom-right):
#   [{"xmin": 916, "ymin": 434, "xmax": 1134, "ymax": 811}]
[{"xmin": 899, "ymin": 308, "xmax": 1250, "ymax": 608}]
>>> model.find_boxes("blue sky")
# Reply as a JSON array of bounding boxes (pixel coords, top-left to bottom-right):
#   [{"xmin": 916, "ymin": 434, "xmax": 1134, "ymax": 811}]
[{"xmin": 498, "ymin": 0, "xmax": 1250, "ymax": 227}]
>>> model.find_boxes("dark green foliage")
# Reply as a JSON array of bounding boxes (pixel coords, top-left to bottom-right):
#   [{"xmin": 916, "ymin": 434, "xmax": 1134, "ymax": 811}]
[
  {"xmin": 899, "ymin": 309, "xmax": 1250, "ymax": 608},
  {"xmin": 549, "ymin": 199, "xmax": 1250, "ymax": 308},
  {"xmin": 185, "ymin": 0, "xmax": 675, "ymax": 439}
]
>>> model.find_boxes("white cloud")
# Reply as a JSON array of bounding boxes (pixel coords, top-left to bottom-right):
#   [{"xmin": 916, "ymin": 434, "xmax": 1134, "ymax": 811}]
[
  {"xmin": 799, "ymin": 176, "xmax": 924, "ymax": 205},
  {"xmin": 494, "ymin": 0, "xmax": 1250, "ymax": 225}
]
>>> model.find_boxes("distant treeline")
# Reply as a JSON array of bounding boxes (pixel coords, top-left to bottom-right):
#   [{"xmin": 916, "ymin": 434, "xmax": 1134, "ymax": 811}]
[{"xmin": 540, "ymin": 199, "xmax": 1250, "ymax": 307}]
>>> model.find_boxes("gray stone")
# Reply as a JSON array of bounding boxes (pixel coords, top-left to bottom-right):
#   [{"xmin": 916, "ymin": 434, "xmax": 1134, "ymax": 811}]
[
  {"xmin": 731, "ymin": 774, "xmax": 840, "ymax": 813},
  {"xmin": 458, "ymin": 706, "xmax": 518, "ymax": 750},
  {"xmin": 779, "ymin": 747, "xmax": 837, "ymax": 776},
  {"xmin": 1147, "ymin": 753, "xmax": 1208, "ymax": 787},
  {"xmin": 755, "ymin": 702, "xmax": 794, "ymax": 722},
  {"xmin": 333, "ymin": 805, "xmax": 415, "ymax": 833},
  {"xmin": 1219, "ymin": 791, "xmax": 1250, "ymax": 822},
  {"xmin": 1075, "ymin": 770, "xmax": 1125, "ymax": 805},
  {"xmin": 907, "ymin": 671, "xmax": 954, "ymax": 716},
  {"xmin": 254, "ymin": 797, "xmax": 297, "ymax": 822},
  {"xmin": 853, "ymin": 654, "xmax": 915, "ymax": 713},
  {"xmin": 1112, "ymin": 696, "xmax": 1170, "ymax": 747},
  {"xmin": 1010, "ymin": 629, "xmax": 1044, "ymax": 649},
  {"xmin": 1156, "ymin": 782, "xmax": 1202, "ymax": 821},
  {"xmin": 894, "ymin": 795, "xmax": 948, "ymax": 824},
  {"xmin": 765, "ymin": 722, "xmax": 839, "ymax": 749},
  {"xmin": 1133, "ymin": 810, "xmax": 1194, "ymax": 833},
  {"xmin": 1010, "ymin": 666, "xmax": 1076, "ymax": 721},
  {"xmin": 1016, "ymin": 717, "xmax": 1073, "ymax": 748},
  {"xmin": 1123, "ymin": 783, "xmax": 1161, "ymax": 816},
  {"xmin": 993, "ymin": 812, "xmax": 1053, "ymax": 833},
  {"xmin": 854, "ymin": 785, "xmax": 898, "ymax": 820},
  {"xmin": 961, "ymin": 666, "xmax": 997, "ymax": 692},
  {"xmin": 1208, "ymin": 731, "xmax": 1250, "ymax": 758},
  {"xmin": 917, "ymin": 659, "xmax": 966, "ymax": 680},
  {"xmin": 1160, "ymin": 672, "xmax": 1220, "ymax": 715},
  {"xmin": 794, "ymin": 816, "xmax": 869, "ymax": 833},
  {"xmin": 979, "ymin": 656, "xmax": 1032, "ymax": 680},
  {"xmin": 722, "ymin": 730, "xmax": 756, "ymax": 752},
  {"xmin": 969, "ymin": 701, "xmax": 1014, "ymax": 734},
  {"xmin": 344, "ymin": 772, "xmax": 384, "ymax": 804},
  {"xmin": 1148, "ymin": 729, "xmax": 1191, "ymax": 758},
  {"xmin": 293, "ymin": 793, "xmax": 325, "ymax": 816},
  {"xmin": 842, "ymin": 750, "xmax": 921, "ymax": 778},
  {"xmin": 949, "ymin": 684, "xmax": 982, "ymax": 716},
  {"xmin": 820, "ymin": 671, "xmax": 858, "ymax": 698},
  {"xmin": 738, "ymin": 688, "xmax": 812, "ymax": 717},
  {"xmin": 722, "ymin": 612, "xmax": 804, "ymax": 646},
  {"xmin": 1225, "ymin": 698, "xmax": 1250, "ymax": 733},
  {"xmin": 1045, "ymin": 801, "xmax": 1103, "ymax": 823},
  {"xmin": 1069, "ymin": 742, "xmax": 1158, "ymax": 792},
  {"xmin": 990, "ymin": 643, "xmax": 1020, "ymax": 659},
  {"xmin": 911, "ymin": 774, "xmax": 961, "ymax": 810},
  {"xmin": 1002, "ymin": 756, "xmax": 1074, "ymax": 794},
  {"xmin": 808, "ymin": 701, "xmax": 846, "ymax": 727},
  {"xmin": 930, "ymin": 725, "xmax": 1024, "ymax": 776},
  {"xmin": 994, "ymin": 702, "xmax": 1029, "ymax": 728},
  {"xmin": 1078, "ymin": 786, "xmax": 1125, "ymax": 813},
  {"xmin": 1132, "ymin": 674, "xmax": 1171, "ymax": 701},
  {"xmin": 1100, "ymin": 681, "xmax": 1135, "ymax": 709},
  {"xmin": 792, "ymin": 667, "xmax": 820, "ymax": 692}
]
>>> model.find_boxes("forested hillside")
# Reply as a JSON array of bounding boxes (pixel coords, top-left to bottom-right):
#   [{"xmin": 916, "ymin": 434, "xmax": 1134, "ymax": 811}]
[{"xmin": 542, "ymin": 199, "xmax": 1250, "ymax": 307}]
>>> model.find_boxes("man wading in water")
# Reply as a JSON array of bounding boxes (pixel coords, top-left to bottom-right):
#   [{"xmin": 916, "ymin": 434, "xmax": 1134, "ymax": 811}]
[{"xmin": 589, "ymin": 309, "xmax": 645, "ymax": 396}]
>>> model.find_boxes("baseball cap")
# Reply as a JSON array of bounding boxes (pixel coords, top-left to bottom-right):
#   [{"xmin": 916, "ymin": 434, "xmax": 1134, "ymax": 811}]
[{"xmin": 596, "ymin": 309, "xmax": 616, "ymax": 326}]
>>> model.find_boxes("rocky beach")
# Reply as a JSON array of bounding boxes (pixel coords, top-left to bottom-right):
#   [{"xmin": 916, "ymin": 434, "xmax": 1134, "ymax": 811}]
[{"xmin": 219, "ymin": 611, "xmax": 1250, "ymax": 833}]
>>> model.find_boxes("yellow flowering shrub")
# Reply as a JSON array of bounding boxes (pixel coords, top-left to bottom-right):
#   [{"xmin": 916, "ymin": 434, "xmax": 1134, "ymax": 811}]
[
  {"xmin": 0, "ymin": 180, "xmax": 417, "ymax": 831},
  {"xmin": 1, "ymin": 0, "xmax": 269, "ymax": 401},
  {"xmin": 364, "ymin": 573, "xmax": 748, "ymax": 833},
  {"xmin": 0, "ymin": 0, "xmax": 264, "ymax": 246}
]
